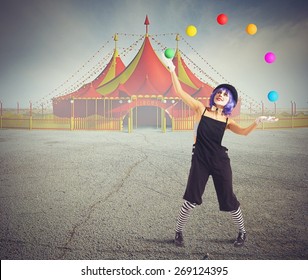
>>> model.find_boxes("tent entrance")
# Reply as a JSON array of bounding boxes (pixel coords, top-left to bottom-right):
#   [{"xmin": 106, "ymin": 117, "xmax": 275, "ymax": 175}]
[{"xmin": 123, "ymin": 106, "xmax": 171, "ymax": 130}]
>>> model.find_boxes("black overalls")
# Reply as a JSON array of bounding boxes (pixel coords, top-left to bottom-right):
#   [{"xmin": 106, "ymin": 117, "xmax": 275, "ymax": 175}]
[{"xmin": 183, "ymin": 108, "xmax": 240, "ymax": 211}]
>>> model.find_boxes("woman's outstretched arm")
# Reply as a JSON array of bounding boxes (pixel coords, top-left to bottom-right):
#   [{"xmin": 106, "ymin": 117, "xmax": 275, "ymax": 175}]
[{"xmin": 228, "ymin": 116, "xmax": 278, "ymax": 136}]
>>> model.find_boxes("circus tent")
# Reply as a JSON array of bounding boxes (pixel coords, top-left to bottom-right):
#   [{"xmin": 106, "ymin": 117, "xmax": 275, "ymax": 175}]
[{"xmin": 52, "ymin": 15, "xmax": 241, "ymax": 128}]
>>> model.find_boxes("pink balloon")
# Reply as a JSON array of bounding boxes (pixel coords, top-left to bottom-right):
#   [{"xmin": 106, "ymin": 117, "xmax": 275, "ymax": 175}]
[{"xmin": 264, "ymin": 52, "xmax": 276, "ymax": 64}]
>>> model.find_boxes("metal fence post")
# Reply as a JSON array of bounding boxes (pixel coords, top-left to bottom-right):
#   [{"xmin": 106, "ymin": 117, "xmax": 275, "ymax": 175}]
[
  {"xmin": 70, "ymin": 98, "xmax": 74, "ymax": 130},
  {"xmin": 29, "ymin": 101, "xmax": 32, "ymax": 130},
  {"xmin": 0, "ymin": 101, "xmax": 2, "ymax": 129}
]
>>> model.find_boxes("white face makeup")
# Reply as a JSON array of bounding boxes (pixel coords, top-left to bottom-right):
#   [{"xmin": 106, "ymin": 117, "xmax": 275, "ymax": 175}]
[{"xmin": 214, "ymin": 89, "xmax": 230, "ymax": 107}]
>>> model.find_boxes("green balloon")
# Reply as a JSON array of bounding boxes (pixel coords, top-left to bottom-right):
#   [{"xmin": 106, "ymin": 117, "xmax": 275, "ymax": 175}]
[{"xmin": 164, "ymin": 48, "xmax": 175, "ymax": 59}]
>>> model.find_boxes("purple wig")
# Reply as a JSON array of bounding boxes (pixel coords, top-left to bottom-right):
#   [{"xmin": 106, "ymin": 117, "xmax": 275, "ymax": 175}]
[{"xmin": 209, "ymin": 87, "xmax": 237, "ymax": 115}]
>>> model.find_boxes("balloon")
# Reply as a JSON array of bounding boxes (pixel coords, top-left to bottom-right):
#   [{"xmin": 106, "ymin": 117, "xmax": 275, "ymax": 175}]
[
  {"xmin": 267, "ymin": 91, "xmax": 279, "ymax": 102},
  {"xmin": 217, "ymin": 14, "xmax": 228, "ymax": 25},
  {"xmin": 246, "ymin": 23, "xmax": 257, "ymax": 35},
  {"xmin": 164, "ymin": 48, "xmax": 175, "ymax": 59},
  {"xmin": 186, "ymin": 25, "xmax": 197, "ymax": 37},
  {"xmin": 264, "ymin": 52, "xmax": 276, "ymax": 63}
]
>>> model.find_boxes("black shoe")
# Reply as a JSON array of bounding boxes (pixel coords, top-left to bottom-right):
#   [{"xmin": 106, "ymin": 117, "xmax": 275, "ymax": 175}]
[
  {"xmin": 234, "ymin": 232, "xmax": 246, "ymax": 247},
  {"xmin": 174, "ymin": 232, "xmax": 184, "ymax": 246}
]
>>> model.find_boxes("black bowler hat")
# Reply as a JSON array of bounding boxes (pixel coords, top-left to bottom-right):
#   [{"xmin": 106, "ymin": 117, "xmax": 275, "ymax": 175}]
[{"xmin": 213, "ymin": 84, "xmax": 238, "ymax": 105}]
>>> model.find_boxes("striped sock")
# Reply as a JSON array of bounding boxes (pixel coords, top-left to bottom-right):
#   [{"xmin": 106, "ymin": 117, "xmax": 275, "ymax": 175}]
[
  {"xmin": 231, "ymin": 207, "xmax": 246, "ymax": 233},
  {"xmin": 175, "ymin": 200, "xmax": 196, "ymax": 233}
]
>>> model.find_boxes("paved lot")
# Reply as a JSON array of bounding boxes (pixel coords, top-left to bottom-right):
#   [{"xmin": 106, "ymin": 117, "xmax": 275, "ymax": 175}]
[{"xmin": 0, "ymin": 128, "xmax": 307, "ymax": 260}]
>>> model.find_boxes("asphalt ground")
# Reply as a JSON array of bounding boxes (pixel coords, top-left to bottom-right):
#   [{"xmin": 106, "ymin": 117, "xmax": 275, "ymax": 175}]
[{"xmin": 0, "ymin": 128, "xmax": 307, "ymax": 260}]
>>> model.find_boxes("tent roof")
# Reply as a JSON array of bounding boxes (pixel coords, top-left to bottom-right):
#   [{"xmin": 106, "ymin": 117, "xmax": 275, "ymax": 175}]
[
  {"xmin": 174, "ymin": 49, "xmax": 205, "ymax": 89},
  {"xmin": 55, "ymin": 42, "xmax": 125, "ymax": 100},
  {"xmin": 97, "ymin": 35, "xmax": 172, "ymax": 96},
  {"xmin": 93, "ymin": 49, "xmax": 126, "ymax": 88},
  {"xmin": 77, "ymin": 83, "xmax": 102, "ymax": 98},
  {"xmin": 104, "ymin": 83, "xmax": 130, "ymax": 99},
  {"xmin": 97, "ymin": 34, "xmax": 213, "ymax": 98},
  {"xmin": 135, "ymin": 75, "xmax": 161, "ymax": 96}
]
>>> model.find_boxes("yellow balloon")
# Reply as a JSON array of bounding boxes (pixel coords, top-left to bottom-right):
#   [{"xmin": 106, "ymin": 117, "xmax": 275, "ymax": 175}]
[
  {"xmin": 246, "ymin": 23, "xmax": 257, "ymax": 35},
  {"xmin": 186, "ymin": 25, "xmax": 197, "ymax": 37}
]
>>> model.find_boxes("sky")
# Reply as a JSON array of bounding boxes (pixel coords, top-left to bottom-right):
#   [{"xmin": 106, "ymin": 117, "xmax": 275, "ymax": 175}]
[{"xmin": 0, "ymin": 0, "xmax": 307, "ymax": 111}]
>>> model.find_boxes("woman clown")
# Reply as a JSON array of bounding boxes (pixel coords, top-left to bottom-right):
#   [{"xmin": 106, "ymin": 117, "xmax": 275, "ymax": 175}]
[{"xmin": 162, "ymin": 54, "xmax": 278, "ymax": 247}]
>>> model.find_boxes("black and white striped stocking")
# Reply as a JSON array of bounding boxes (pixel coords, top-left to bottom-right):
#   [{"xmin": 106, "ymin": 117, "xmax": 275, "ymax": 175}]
[
  {"xmin": 230, "ymin": 207, "xmax": 246, "ymax": 233},
  {"xmin": 175, "ymin": 200, "xmax": 196, "ymax": 233}
]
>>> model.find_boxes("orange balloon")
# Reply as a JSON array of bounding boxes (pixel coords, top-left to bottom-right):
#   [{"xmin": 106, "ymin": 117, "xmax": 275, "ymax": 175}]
[{"xmin": 246, "ymin": 23, "xmax": 257, "ymax": 35}]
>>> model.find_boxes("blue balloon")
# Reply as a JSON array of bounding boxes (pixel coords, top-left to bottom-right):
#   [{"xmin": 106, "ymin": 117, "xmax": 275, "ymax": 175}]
[{"xmin": 267, "ymin": 90, "xmax": 279, "ymax": 102}]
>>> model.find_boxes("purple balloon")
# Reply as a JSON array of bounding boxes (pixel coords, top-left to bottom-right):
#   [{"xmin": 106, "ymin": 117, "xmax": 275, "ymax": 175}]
[{"xmin": 265, "ymin": 52, "xmax": 276, "ymax": 64}]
